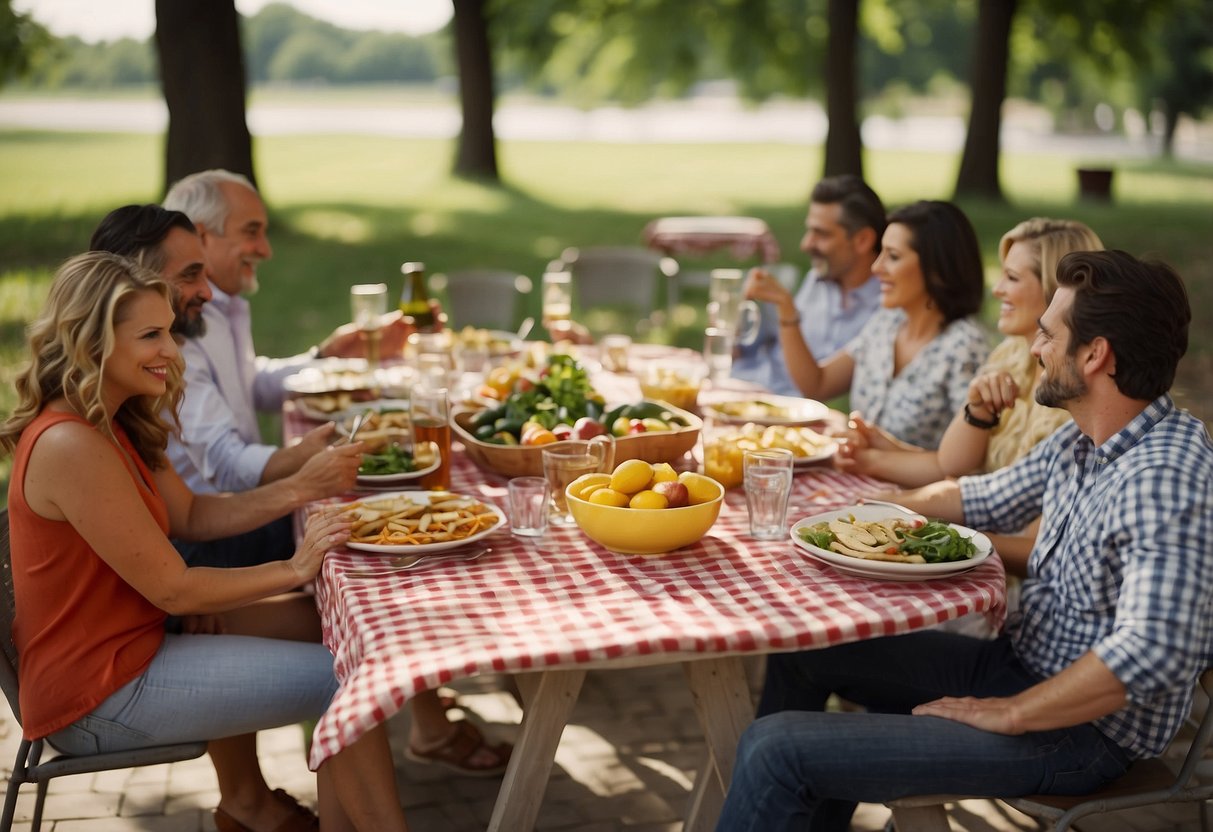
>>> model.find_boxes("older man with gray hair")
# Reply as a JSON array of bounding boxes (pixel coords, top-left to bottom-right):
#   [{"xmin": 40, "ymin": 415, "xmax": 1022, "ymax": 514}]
[{"xmin": 164, "ymin": 170, "xmax": 511, "ymax": 777}]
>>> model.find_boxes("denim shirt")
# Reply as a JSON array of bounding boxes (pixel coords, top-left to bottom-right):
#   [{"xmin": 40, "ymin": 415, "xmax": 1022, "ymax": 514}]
[{"xmin": 961, "ymin": 396, "xmax": 1213, "ymax": 758}]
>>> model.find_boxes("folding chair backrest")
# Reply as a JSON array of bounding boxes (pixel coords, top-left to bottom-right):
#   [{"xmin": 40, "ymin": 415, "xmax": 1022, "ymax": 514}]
[
  {"xmin": 562, "ymin": 246, "xmax": 667, "ymax": 317},
  {"xmin": 441, "ymin": 269, "xmax": 532, "ymax": 331},
  {"xmin": 0, "ymin": 510, "xmax": 21, "ymax": 723}
]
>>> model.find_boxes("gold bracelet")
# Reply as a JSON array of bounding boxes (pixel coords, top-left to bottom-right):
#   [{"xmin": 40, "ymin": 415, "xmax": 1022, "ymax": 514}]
[{"xmin": 779, "ymin": 315, "xmax": 802, "ymax": 327}]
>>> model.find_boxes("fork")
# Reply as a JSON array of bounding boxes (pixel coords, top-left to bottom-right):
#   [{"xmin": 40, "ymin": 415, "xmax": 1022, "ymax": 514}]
[
  {"xmin": 344, "ymin": 546, "xmax": 490, "ymax": 578},
  {"xmin": 855, "ymin": 498, "xmax": 924, "ymax": 518}
]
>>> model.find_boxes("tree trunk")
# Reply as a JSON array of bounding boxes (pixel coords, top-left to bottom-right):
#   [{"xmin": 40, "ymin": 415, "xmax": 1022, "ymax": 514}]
[
  {"xmin": 954, "ymin": 0, "xmax": 1017, "ymax": 201},
  {"xmin": 452, "ymin": 0, "xmax": 499, "ymax": 181},
  {"xmin": 1161, "ymin": 103, "xmax": 1178, "ymax": 158},
  {"xmin": 822, "ymin": 0, "xmax": 863, "ymax": 179},
  {"xmin": 154, "ymin": 0, "xmax": 255, "ymax": 194}
]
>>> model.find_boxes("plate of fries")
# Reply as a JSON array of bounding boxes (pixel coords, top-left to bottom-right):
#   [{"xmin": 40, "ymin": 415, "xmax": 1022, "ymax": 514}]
[
  {"xmin": 344, "ymin": 491, "xmax": 505, "ymax": 553},
  {"xmin": 788, "ymin": 504, "xmax": 991, "ymax": 580}
]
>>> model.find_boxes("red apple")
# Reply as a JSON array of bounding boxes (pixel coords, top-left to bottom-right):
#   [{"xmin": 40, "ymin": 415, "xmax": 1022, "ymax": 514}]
[
  {"xmin": 572, "ymin": 417, "xmax": 606, "ymax": 440},
  {"xmin": 652, "ymin": 480, "xmax": 690, "ymax": 508},
  {"xmin": 552, "ymin": 423, "xmax": 574, "ymax": 441}
]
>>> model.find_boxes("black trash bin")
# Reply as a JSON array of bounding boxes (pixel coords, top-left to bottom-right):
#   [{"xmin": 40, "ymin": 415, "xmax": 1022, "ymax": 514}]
[{"xmin": 1076, "ymin": 167, "xmax": 1114, "ymax": 202}]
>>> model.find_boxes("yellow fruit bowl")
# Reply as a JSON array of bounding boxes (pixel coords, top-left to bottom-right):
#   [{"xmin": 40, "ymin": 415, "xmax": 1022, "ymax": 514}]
[{"xmin": 565, "ymin": 476, "xmax": 725, "ymax": 556}]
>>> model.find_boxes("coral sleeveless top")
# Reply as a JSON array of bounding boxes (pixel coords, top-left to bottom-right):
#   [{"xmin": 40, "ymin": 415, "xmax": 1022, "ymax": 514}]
[{"xmin": 7, "ymin": 410, "xmax": 168, "ymax": 739}]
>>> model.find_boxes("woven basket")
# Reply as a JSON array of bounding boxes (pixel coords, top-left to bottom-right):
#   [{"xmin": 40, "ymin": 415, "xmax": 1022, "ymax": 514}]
[{"xmin": 452, "ymin": 401, "xmax": 702, "ymax": 479}]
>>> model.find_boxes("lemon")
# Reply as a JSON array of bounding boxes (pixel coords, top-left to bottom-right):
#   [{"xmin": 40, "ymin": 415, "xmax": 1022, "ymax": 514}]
[
  {"xmin": 677, "ymin": 471, "xmax": 721, "ymax": 505},
  {"xmin": 628, "ymin": 489, "xmax": 669, "ymax": 510},
  {"xmin": 588, "ymin": 488, "xmax": 630, "ymax": 507},
  {"xmin": 609, "ymin": 459, "xmax": 654, "ymax": 495},
  {"xmin": 568, "ymin": 472, "xmax": 611, "ymax": 501},
  {"xmin": 650, "ymin": 462, "xmax": 678, "ymax": 484}
]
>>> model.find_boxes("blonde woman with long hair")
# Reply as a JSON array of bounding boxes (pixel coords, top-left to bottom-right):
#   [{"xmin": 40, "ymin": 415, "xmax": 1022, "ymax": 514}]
[
  {"xmin": 1, "ymin": 253, "xmax": 407, "ymax": 832},
  {"xmin": 838, "ymin": 218, "xmax": 1104, "ymax": 574}
]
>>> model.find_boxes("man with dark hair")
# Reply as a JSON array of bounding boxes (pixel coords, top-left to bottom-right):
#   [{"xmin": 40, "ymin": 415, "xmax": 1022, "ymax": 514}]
[
  {"xmin": 732, "ymin": 174, "xmax": 886, "ymax": 395},
  {"xmin": 89, "ymin": 204, "xmax": 212, "ymax": 338},
  {"xmin": 717, "ymin": 250, "xmax": 1212, "ymax": 832}
]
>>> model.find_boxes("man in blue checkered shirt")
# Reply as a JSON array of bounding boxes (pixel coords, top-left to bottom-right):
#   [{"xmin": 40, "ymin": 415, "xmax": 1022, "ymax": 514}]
[{"xmin": 717, "ymin": 250, "xmax": 1213, "ymax": 832}]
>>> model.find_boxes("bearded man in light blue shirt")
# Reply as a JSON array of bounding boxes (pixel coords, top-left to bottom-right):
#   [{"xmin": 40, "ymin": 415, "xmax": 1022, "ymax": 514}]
[{"xmin": 732, "ymin": 175, "xmax": 885, "ymax": 396}]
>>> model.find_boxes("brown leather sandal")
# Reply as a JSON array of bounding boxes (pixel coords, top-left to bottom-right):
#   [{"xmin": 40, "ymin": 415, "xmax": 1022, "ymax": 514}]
[
  {"xmin": 213, "ymin": 789, "xmax": 318, "ymax": 832},
  {"xmin": 404, "ymin": 720, "xmax": 512, "ymax": 777}
]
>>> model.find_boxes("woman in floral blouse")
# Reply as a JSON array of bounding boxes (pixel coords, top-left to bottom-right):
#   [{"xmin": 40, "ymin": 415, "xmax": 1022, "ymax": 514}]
[{"xmin": 782, "ymin": 200, "xmax": 988, "ymax": 449}]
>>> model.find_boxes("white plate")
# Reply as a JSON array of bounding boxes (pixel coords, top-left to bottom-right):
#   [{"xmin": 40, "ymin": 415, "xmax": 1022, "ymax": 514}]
[
  {"xmin": 788, "ymin": 504, "xmax": 991, "ymax": 581},
  {"xmin": 337, "ymin": 399, "xmax": 411, "ymax": 433},
  {"xmin": 346, "ymin": 491, "xmax": 506, "ymax": 554},
  {"xmin": 356, "ymin": 443, "xmax": 441, "ymax": 485},
  {"xmin": 794, "ymin": 442, "xmax": 839, "ymax": 468},
  {"xmin": 704, "ymin": 395, "xmax": 830, "ymax": 426},
  {"xmin": 294, "ymin": 393, "xmax": 361, "ymax": 422}
]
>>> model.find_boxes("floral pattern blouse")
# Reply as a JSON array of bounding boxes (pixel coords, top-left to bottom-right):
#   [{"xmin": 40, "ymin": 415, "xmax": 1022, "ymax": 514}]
[{"xmin": 845, "ymin": 309, "xmax": 989, "ymax": 449}]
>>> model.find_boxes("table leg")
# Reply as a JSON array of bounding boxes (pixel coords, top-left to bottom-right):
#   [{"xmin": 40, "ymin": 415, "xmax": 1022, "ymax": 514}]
[
  {"xmin": 487, "ymin": 668, "xmax": 586, "ymax": 832},
  {"xmin": 683, "ymin": 750, "xmax": 725, "ymax": 832},
  {"xmin": 682, "ymin": 656, "xmax": 754, "ymax": 789}
]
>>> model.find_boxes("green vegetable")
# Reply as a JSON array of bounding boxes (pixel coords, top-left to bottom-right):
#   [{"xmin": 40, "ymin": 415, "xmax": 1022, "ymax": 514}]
[
  {"xmin": 797, "ymin": 518, "xmax": 976, "ymax": 564},
  {"xmin": 897, "ymin": 520, "xmax": 978, "ymax": 563},
  {"xmin": 798, "ymin": 527, "xmax": 836, "ymax": 549},
  {"xmin": 491, "ymin": 354, "xmax": 600, "ymax": 440},
  {"xmin": 357, "ymin": 445, "xmax": 418, "ymax": 476}
]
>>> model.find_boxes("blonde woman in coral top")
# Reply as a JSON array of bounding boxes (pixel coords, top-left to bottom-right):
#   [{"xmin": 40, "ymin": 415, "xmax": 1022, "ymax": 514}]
[
  {"xmin": 837, "ymin": 218, "xmax": 1103, "ymax": 575},
  {"xmin": 0, "ymin": 253, "xmax": 408, "ymax": 832}
]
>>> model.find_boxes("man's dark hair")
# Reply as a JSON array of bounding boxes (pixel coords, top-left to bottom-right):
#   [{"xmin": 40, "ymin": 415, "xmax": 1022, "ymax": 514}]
[
  {"xmin": 1056, "ymin": 250, "xmax": 1190, "ymax": 400},
  {"xmin": 810, "ymin": 175, "xmax": 887, "ymax": 253},
  {"xmin": 885, "ymin": 200, "xmax": 984, "ymax": 323},
  {"xmin": 89, "ymin": 204, "xmax": 196, "ymax": 273}
]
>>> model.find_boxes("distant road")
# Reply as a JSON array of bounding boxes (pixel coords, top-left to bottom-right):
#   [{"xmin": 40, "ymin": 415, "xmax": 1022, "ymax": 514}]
[{"xmin": 1, "ymin": 93, "xmax": 1207, "ymax": 161}]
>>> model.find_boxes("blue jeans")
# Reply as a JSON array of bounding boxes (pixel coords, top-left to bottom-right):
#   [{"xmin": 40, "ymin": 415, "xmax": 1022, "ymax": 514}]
[
  {"xmin": 716, "ymin": 632, "xmax": 1131, "ymax": 832},
  {"xmin": 49, "ymin": 633, "xmax": 338, "ymax": 755}
]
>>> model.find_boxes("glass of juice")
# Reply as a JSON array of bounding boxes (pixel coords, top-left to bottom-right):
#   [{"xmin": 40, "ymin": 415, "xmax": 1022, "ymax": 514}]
[{"xmin": 409, "ymin": 386, "xmax": 451, "ymax": 490}]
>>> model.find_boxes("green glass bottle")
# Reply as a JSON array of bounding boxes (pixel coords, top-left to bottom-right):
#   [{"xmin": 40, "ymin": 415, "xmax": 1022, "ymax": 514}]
[{"xmin": 399, "ymin": 261, "xmax": 436, "ymax": 331}]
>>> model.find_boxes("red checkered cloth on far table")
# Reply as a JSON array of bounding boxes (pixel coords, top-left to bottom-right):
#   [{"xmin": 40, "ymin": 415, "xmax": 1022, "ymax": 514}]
[{"xmin": 291, "ymin": 405, "xmax": 1005, "ymax": 769}]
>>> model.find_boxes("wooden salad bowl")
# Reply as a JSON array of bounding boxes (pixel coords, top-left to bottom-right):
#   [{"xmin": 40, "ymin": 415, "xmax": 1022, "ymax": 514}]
[{"xmin": 452, "ymin": 400, "xmax": 702, "ymax": 479}]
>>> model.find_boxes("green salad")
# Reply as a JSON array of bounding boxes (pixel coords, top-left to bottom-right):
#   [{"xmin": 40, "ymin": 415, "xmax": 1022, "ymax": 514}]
[
  {"xmin": 798, "ymin": 515, "xmax": 977, "ymax": 564},
  {"xmin": 358, "ymin": 445, "xmax": 421, "ymax": 476}
]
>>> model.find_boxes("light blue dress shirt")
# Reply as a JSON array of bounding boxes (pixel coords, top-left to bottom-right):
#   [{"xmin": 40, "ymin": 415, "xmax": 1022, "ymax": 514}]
[
  {"xmin": 167, "ymin": 284, "xmax": 312, "ymax": 494},
  {"xmin": 731, "ymin": 270, "xmax": 882, "ymax": 396}
]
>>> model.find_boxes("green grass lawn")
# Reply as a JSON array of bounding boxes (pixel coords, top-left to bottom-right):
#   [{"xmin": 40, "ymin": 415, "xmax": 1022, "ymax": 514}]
[{"xmin": 2, "ymin": 129, "xmax": 1211, "ymax": 495}]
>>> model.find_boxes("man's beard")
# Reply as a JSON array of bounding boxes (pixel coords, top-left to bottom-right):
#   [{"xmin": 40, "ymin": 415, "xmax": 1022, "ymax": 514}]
[
  {"xmin": 173, "ymin": 312, "xmax": 206, "ymax": 339},
  {"xmin": 1035, "ymin": 356, "xmax": 1086, "ymax": 408}
]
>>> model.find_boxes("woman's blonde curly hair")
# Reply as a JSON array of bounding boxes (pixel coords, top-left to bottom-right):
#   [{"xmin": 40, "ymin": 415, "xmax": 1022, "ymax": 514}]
[{"xmin": 0, "ymin": 251, "xmax": 183, "ymax": 468}]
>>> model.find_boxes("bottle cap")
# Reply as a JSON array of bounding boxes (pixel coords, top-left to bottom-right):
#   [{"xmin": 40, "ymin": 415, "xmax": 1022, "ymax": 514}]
[{"xmin": 401, "ymin": 261, "xmax": 426, "ymax": 275}]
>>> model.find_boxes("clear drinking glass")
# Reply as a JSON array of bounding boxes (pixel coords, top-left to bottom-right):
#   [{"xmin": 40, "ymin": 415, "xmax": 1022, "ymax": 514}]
[
  {"xmin": 541, "ymin": 267, "xmax": 573, "ymax": 328},
  {"xmin": 410, "ymin": 386, "xmax": 451, "ymax": 491},
  {"xmin": 507, "ymin": 477, "xmax": 550, "ymax": 537},
  {"xmin": 600, "ymin": 334, "xmax": 632, "ymax": 373},
  {"xmin": 708, "ymin": 268, "xmax": 760, "ymax": 346},
  {"xmin": 542, "ymin": 437, "xmax": 614, "ymax": 525},
  {"xmin": 743, "ymin": 448, "xmax": 794, "ymax": 540},
  {"xmin": 704, "ymin": 325, "xmax": 735, "ymax": 385},
  {"xmin": 349, "ymin": 283, "xmax": 388, "ymax": 365}
]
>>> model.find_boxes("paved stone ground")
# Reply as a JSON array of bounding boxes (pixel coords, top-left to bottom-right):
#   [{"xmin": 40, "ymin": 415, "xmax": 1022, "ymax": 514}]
[{"xmin": 0, "ymin": 664, "xmax": 1206, "ymax": 831}]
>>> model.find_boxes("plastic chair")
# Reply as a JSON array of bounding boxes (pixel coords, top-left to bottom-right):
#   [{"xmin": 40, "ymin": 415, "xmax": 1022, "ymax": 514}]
[
  {"xmin": 0, "ymin": 509, "xmax": 208, "ymax": 832},
  {"xmin": 886, "ymin": 668, "xmax": 1213, "ymax": 832},
  {"xmin": 561, "ymin": 246, "xmax": 679, "ymax": 335},
  {"xmin": 435, "ymin": 269, "xmax": 533, "ymax": 331}
]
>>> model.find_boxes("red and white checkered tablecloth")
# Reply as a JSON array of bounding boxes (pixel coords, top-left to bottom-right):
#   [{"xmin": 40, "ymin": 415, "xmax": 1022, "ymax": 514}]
[
  {"xmin": 291, "ymin": 393, "xmax": 1006, "ymax": 768},
  {"xmin": 643, "ymin": 216, "xmax": 782, "ymax": 264}
]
